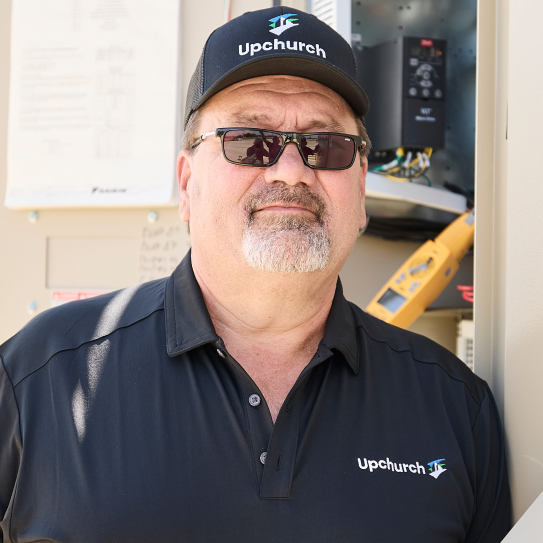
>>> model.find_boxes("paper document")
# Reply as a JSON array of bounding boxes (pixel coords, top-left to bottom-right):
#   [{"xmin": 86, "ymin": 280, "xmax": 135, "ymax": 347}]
[{"xmin": 6, "ymin": 0, "xmax": 181, "ymax": 207}]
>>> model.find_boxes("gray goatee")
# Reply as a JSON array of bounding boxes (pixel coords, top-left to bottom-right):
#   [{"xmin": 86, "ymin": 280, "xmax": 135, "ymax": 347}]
[{"xmin": 242, "ymin": 185, "xmax": 330, "ymax": 273}]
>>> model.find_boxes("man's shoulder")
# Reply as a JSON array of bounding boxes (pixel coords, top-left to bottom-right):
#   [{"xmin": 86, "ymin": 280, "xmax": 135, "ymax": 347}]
[
  {"xmin": 0, "ymin": 278, "xmax": 168, "ymax": 387},
  {"xmin": 348, "ymin": 302, "xmax": 485, "ymax": 406}
]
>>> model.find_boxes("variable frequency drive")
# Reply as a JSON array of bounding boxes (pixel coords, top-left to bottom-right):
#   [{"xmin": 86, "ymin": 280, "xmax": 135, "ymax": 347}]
[{"xmin": 358, "ymin": 36, "xmax": 447, "ymax": 152}]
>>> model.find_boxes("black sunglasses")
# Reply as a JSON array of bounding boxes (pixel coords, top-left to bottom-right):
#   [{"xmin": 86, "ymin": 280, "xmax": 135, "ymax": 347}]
[{"xmin": 190, "ymin": 128, "xmax": 366, "ymax": 170}]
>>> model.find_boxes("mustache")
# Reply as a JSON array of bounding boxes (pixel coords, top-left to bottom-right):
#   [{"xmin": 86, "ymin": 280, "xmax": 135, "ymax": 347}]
[{"xmin": 244, "ymin": 185, "xmax": 327, "ymax": 225}]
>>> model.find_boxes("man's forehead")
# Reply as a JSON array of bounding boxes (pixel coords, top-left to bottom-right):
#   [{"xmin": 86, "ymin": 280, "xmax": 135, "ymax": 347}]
[
  {"xmin": 223, "ymin": 75, "xmax": 340, "ymax": 93},
  {"xmin": 220, "ymin": 111, "xmax": 346, "ymax": 133},
  {"xmin": 203, "ymin": 75, "xmax": 355, "ymax": 132}
]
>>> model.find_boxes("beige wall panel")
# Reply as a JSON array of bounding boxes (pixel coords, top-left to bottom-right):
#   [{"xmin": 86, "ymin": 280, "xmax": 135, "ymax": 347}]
[
  {"xmin": 47, "ymin": 237, "xmax": 141, "ymax": 289},
  {"xmin": 231, "ymin": 0, "xmax": 273, "ymax": 19},
  {"xmin": 281, "ymin": 0, "xmax": 307, "ymax": 11},
  {"xmin": 408, "ymin": 314, "xmax": 457, "ymax": 355},
  {"xmin": 0, "ymin": 206, "xmax": 191, "ymax": 342},
  {"xmin": 181, "ymin": 2, "xmax": 224, "ymax": 103}
]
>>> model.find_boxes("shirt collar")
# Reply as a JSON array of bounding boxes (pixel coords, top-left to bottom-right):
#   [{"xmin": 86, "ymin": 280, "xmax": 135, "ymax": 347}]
[
  {"xmin": 319, "ymin": 279, "xmax": 359, "ymax": 374},
  {"xmin": 165, "ymin": 250, "xmax": 219, "ymax": 356},
  {"xmin": 165, "ymin": 250, "xmax": 359, "ymax": 374}
]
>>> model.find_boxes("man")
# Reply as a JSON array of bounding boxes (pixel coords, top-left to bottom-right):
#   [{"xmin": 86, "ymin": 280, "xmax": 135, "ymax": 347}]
[
  {"xmin": 0, "ymin": 7, "xmax": 511, "ymax": 543},
  {"xmin": 260, "ymin": 132, "xmax": 282, "ymax": 162},
  {"xmin": 242, "ymin": 136, "xmax": 269, "ymax": 164}
]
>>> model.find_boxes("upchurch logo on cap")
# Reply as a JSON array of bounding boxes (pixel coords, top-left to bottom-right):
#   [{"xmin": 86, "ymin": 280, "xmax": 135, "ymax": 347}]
[
  {"xmin": 269, "ymin": 13, "xmax": 299, "ymax": 36},
  {"xmin": 184, "ymin": 6, "xmax": 370, "ymax": 128},
  {"xmin": 239, "ymin": 13, "xmax": 325, "ymax": 58}
]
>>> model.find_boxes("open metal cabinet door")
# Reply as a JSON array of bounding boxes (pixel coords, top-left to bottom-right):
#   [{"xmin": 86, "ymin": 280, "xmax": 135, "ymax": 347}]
[
  {"xmin": 310, "ymin": 0, "xmax": 351, "ymax": 42},
  {"xmin": 502, "ymin": 491, "xmax": 543, "ymax": 542}
]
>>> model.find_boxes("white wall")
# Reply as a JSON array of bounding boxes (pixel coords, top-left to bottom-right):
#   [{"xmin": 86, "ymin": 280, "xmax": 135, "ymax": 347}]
[{"xmin": 475, "ymin": 0, "xmax": 543, "ymax": 521}]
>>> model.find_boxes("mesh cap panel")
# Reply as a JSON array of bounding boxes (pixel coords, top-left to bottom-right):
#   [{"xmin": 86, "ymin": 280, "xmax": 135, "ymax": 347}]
[{"xmin": 184, "ymin": 51, "xmax": 205, "ymax": 127}]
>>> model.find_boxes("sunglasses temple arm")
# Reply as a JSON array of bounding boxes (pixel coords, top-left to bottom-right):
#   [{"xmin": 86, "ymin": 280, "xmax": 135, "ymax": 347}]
[{"xmin": 190, "ymin": 131, "xmax": 216, "ymax": 149}]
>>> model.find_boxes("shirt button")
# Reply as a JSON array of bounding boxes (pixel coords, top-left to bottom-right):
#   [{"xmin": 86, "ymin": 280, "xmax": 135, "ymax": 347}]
[
  {"xmin": 260, "ymin": 452, "xmax": 267, "ymax": 465},
  {"xmin": 216, "ymin": 348, "xmax": 226, "ymax": 358},
  {"xmin": 248, "ymin": 394, "xmax": 261, "ymax": 407}
]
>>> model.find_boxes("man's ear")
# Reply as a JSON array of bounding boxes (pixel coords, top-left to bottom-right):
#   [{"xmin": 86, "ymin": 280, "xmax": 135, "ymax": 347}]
[
  {"xmin": 359, "ymin": 155, "xmax": 368, "ymax": 230},
  {"xmin": 177, "ymin": 149, "xmax": 192, "ymax": 223}
]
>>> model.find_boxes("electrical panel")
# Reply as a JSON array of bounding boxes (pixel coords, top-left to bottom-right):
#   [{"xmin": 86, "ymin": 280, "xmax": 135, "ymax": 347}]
[
  {"xmin": 358, "ymin": 37, "xmax": 447, "ymax": 152},
  {"xmin": 456, "ymin": 320, "xmax": 474, "ymax": 370}
]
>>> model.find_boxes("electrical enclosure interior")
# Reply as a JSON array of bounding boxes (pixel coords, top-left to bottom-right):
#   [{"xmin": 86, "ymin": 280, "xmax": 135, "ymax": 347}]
[
  {"xmin": 350, "ymin": 0, "xmax": 477, "ymax": 310},
  {"xmin": 351, "ymin": 0, "xmax": 476, "ymax": 194},
  {"xmin": 358, "ymin": 37, "xmax": 447, "ymax": 151}
]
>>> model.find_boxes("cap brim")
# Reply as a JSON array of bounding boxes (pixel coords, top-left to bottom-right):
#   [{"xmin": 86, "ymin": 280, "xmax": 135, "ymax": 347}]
[{"xmin": 191, "ymin": 55, "xmax": 370, "ymax": 120}]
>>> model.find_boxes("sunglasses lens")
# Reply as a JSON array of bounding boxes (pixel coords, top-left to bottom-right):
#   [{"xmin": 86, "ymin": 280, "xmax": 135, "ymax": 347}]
[
  {"xmin": 302, "ymin": 134, "xmax": 357, "ymax": 169},
  {"xmin": 222, "ymin": 130, "xmax": 357, "ymax": 169},
  {"xmin": 223, "ymin": 130, "xmax": 284, "ymax": 165}
]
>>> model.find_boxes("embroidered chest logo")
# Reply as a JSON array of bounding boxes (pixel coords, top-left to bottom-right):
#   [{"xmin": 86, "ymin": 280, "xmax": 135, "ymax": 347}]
[
  {"xmin": 269, "ymin": 14, "xmax": 299, "ymax": 36},
  {"xmin": 357, "ymin": 456, "xmax": 448, "ymax": 479},
  {"xmin": 427, "ymin": 458, "xmax": 447, "ymax": 479}
]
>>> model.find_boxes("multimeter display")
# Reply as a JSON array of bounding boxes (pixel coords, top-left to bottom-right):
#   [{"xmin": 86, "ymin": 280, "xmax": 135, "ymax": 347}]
[
  {"xmin": 365, "ymin": 211, "xmax": 475, "ymax": 329},
  {"xmin": 377, "ymin": 289, "xmax": 407, "ymax": 313}
]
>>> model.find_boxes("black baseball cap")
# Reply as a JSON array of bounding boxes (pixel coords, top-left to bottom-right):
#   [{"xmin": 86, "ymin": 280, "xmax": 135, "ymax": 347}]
[{"xmin": 184, "ymin": 6, "xmax": 369, "ymax": 127}]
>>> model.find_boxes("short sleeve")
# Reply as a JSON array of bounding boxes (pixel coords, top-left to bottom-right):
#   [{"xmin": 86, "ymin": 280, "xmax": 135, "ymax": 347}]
[
  {"xmin": 465, "ymin": 381, "xmax": 512, "ymax": 542},
  {"xmin": 0, "ymin": 356, "xmax": 22, "ymax": 540}
]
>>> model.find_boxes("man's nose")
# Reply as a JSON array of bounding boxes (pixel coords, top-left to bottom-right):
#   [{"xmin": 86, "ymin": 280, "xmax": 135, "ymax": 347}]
[{"xmin": 263, "ymin": 142, "xmax": 317, "ymax": 186}]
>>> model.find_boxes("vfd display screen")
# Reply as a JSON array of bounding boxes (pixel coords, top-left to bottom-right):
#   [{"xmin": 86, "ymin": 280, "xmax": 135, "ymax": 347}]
[
  {"xmin": 410, "ymin": 45, "xmax": 443, "ymax": 61},
  {"xmin": 377, "ymin": 288, "xmax": 407, "ymax": 314}
]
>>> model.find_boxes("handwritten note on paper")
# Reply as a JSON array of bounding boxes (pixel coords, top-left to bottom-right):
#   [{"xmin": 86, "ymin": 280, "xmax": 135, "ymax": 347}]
[{"xmin": 138, "ymin": 225, "xmax": 191, "ymax": 284}]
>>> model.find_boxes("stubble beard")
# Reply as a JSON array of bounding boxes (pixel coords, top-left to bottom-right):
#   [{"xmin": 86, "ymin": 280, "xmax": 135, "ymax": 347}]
[{"xmin": 242, "ymin": 186, "xmax": 330, "ymax": 273}]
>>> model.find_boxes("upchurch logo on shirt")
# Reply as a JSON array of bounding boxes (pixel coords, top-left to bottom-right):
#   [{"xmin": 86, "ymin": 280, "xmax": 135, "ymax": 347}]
[
  {"xmin": 357, "ymin": 457, "xmax": 448, "ymax": 479},
  {"xmin": 427, "ymin": 458, "xmax": 447, "ymax": 479},
  {"xmin": 268, "ymin": 14, "xmax": 299, "ymax": 36}
]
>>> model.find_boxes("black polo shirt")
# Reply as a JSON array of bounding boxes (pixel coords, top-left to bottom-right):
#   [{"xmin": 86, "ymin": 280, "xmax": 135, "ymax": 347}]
[{"xmin": 0, "ymin": 252, "xmax": 511, "ymax": 543}]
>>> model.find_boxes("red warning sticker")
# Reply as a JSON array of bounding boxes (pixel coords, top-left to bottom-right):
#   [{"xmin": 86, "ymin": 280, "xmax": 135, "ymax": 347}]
[{"xmin": 51, "ymin": 290, "xmax": 109, "ymax": 307}]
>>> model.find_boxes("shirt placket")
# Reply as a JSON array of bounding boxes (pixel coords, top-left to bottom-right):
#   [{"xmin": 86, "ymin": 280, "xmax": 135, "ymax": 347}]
[{"xmin": 216, "ymin": 339, "xmax": 333, "ymax": 500}]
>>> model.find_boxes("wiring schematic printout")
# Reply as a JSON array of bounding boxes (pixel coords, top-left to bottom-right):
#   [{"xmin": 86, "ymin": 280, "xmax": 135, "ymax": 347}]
[{"xmin": 6, "ymin": 0, "xmax": 181, "ymax": 207}]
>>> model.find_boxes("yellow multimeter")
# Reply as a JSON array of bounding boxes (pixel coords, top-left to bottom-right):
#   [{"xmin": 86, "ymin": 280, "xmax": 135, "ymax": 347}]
[{"xmin": 365, "ymin": 210, "xmax": 474, "ymax": 329}]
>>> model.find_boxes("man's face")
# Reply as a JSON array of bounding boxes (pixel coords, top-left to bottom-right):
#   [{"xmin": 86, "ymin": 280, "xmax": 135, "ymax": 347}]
[{"xmin": 177, "ymin": 75, "xmax": 367, "ymax": 276}]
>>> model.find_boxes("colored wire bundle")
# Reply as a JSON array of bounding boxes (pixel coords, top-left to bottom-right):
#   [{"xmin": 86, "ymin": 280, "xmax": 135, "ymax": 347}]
[{"xmin": 371, "ymin": 147, "xmax": 433, "ymax": 185}]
